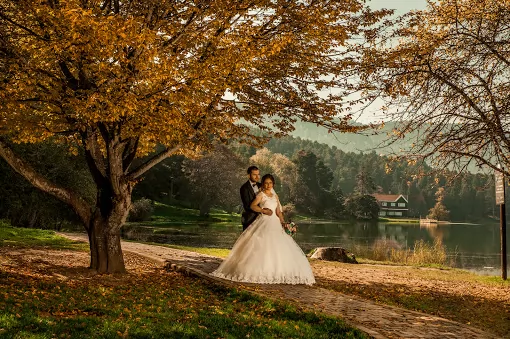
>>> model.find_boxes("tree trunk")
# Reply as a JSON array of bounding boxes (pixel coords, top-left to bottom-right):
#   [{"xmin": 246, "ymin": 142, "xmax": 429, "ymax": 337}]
[
  {"xmin": 87, "ymin": 217, "xmax": 125, "ymax": 273},
  {"xmin": 0, "ymin": 134, "xmax": 181, "ymax": 274},
  {"xmin": 86, "ymin": 184, "xmax": 132, "ymax": 274},
  {"xmin": 199, "ymin": 200, "xmax": 211, "ymax": 217}
]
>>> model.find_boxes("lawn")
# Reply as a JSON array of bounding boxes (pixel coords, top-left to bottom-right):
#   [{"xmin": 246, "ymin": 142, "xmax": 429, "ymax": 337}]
[
  {"xmin": 0, "ymin": 221, "xmax": 88, "ymax": 251},
  {"xmin": 142, "ymin": 202, "xmax": 322, "ymax": 225},
  {"xmin": 0, "ymin": 223, "xmax": 366, "ymax": 339},
  {"xmin": 134, "ymin": 240, "xmax": 510, "ymax": 337},
  {"xmin": 149, "ymin": 203, "xmax": 241, "ymax": 224}
]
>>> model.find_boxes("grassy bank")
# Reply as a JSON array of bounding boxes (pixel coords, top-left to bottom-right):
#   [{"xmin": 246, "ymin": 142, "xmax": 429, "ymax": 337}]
[
  {"xmin": 378, "ymin": 217, "xmax": 419, "ymax": 223},
  {"xmin": 150, "ymin": 202, "xmax": 241, "ymax": 223},
  {"xmin": 0, "ymin": 221, "xmax": 88, "ymax": 251},
  {"xmin": 0, "ymin": 223, "xmax": 366, "ymax": 339},
  {"xmin": 145, "ymin": 202, "xmax": 325, "ymax": 225},
  {"xmin": 352, "ymin": 238, "xmax": 452, "ymax": 267},
  {"xmin": 152, "ymin": 238, "xmax": 453, "ymax": 267}
]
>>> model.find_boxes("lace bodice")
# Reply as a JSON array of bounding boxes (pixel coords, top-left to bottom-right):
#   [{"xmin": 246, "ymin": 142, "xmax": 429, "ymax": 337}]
[{"xmin": 258, "ymin": 191, "xmax": 279, "ymax": 212}]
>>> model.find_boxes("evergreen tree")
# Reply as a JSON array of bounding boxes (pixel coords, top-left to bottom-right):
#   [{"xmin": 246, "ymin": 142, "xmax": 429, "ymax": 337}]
[
  {"xmin": 427, "ymin": 187, "xmax": 450, "ymax": 221},
  {"xmin": 355, "ymin": 167, "xmax": 376, "ymax": 195},
  {"xmin": 344, "ymin": 194, "xmax": 379, "ymax": 220}
]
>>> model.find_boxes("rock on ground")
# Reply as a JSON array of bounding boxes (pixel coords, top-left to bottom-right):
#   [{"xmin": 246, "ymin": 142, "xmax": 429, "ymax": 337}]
[{"xmin": 309, "ymin": 247, "xmax": 358, "ymax": 264}]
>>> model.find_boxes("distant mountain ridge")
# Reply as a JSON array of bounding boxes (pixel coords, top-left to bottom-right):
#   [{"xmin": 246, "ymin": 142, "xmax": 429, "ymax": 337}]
[
  {"xmin": 289, "ymin": 120, "xmax": 487, "ymax": 174},
  {"xmin": 290, "ymin": 121, "xmax": 411, "ymax": 155},
  {"xmin": 291, "ymin": 122, "xmax": 411, "ymax": 155}
]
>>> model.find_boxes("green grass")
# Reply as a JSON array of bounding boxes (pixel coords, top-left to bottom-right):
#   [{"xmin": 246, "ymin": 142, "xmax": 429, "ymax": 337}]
[
  {"xmin": 148, "ymin": 202, "xmax": 241, "ymax": 223},
  {"xmin": 124, "ymin": 239, "xmax": 232, "ymax": 258},
  {"xmin": 0, "ymin": 222, "xmax": 367, "ymax": 339},
  {"xmin": 0, "ymin": 272, "xmax": 367, "ymax": 339},
  {"xmin": 157, "ymin": 244, "xmax": 231, "ymax": 258},
  {"xmin": 0, "ymin": 221, "xmax": 88, "ymax": 251},
  {"xmin": 145, "ymin": 202, "xmax": 320, "ymax": 225}
]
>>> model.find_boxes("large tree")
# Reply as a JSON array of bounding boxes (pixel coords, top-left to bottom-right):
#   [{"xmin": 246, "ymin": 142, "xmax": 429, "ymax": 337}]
[
  {"xmin": 0, "ymin": 0, "xmax": 387, "ymax": 273},
  {"xmin": 363, "ymin": 0, "xmax": 510, "ymax": 176},
  {"xmin": 249, "ymin": 148, "xmax": 301, "ymax": 205}
]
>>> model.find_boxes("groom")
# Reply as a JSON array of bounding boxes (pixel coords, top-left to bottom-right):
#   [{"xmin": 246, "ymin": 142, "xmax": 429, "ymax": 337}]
[{"xmin": 240, "ymin": 166, "xmax": 272, "ymax": 231}]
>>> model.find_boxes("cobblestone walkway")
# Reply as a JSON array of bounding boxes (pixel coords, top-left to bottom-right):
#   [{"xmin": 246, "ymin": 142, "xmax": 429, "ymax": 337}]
[{"xmin": 59, "ymin": 233, "xmax": 500, "ymax": 339}]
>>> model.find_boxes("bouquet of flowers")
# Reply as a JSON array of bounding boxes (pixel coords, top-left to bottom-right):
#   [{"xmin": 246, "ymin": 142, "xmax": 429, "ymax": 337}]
[{"xmin": 283, "ymin": 221, "xmax": 297, "ymax": 237}]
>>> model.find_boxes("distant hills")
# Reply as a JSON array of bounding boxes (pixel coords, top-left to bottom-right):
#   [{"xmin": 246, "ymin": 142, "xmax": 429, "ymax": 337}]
[
  {"xmin": 289, "ymin": 120, "xmax": 488, "ymax": 174},
  {"xmin": 290, "ymin": 120, "xmax": 412, "ymax": 155}
]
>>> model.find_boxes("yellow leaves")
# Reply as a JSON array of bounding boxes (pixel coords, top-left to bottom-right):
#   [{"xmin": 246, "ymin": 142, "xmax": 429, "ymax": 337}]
[
  {"xmin": 116, "ymin": 325, "xmax": 129, "ymax": 338},
  {"xmin": 385, "ymin": 163, "xmax": 392, "ymax": 174},
  {"xmin": 1, "ymin": 0, "xmax": 384, "ymax": 156}
]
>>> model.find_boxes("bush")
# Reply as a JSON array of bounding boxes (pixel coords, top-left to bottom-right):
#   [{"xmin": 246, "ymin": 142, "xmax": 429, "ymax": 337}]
[
  {"xmin": 282, "ymin": 203, "xmax": 296, "ymax": 220},
  {"xmin": 128, "ymin": 198, "xmax": 154, "ymax": 222},
  {"xmin": 393, "ymin": 239, "xmax": 448, "ymax": 266}
]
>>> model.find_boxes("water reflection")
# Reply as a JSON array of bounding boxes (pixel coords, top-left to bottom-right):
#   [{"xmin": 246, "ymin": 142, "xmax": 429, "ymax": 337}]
[{"xmin": 121, "ymin": 220, "xmax": 509, "ymax": 273}]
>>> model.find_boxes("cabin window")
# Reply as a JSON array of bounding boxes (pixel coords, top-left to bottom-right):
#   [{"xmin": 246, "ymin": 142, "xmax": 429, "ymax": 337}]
[
  {"xmin": 382, "ymin": 202, "xmax": 387, "ymax": 206},
  {"xmin": 391, "ymin": 203, "xmax": 396, "ymax": 207},
  {"xmin": 398, "ymin": 203, "xmax": 406, "ymax": 207}
]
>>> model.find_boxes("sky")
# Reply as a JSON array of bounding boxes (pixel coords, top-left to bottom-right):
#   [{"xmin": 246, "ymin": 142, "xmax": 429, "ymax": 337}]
[
  {"xmin": 367, "ymin": 0, "xmax": 429, "ymax": 15},
  {"xmin": 350, "ymin": 0, "xmax": 430, "ymax": 123}
]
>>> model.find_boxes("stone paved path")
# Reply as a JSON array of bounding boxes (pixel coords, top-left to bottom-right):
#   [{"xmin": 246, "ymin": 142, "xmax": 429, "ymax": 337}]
[{"xmin": 59, "ymin": 233, "xmax": 501, "ymax": 339}]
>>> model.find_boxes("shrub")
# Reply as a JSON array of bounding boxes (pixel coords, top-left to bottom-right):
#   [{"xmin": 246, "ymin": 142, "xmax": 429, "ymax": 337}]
[
  {"xmin": 128, "ymin": 198, "xmax": 154, "ymax": 222},
  {"xmin": 372, "ymin": 239, "xmax": 402, "ymax": 261},
  {"xmin": 282, "ymin": 203, "xmax": 296, "ymax": 220}
]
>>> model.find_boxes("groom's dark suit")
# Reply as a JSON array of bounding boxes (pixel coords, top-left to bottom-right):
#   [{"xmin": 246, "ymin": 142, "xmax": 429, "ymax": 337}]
[{"xmin": 240, "ymin": 180, "xmax": 261, "ymax": 231}]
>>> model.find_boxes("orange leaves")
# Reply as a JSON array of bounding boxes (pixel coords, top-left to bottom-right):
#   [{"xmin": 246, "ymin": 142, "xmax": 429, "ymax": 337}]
[{"xmin": 0, "ymin": 0, "xmax": 389, "ymax": 161}]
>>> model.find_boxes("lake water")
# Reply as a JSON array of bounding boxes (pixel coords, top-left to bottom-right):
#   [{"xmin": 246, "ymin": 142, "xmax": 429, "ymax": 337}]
[{"xmin": 121, "ymin": 220, "xmax": 509, "ymax": 276}]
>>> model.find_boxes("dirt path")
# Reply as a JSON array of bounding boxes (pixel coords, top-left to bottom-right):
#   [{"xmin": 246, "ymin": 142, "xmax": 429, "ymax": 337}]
[{"xmin": 58, "ymin": 233, "xmax": 502, "ymax": 339}]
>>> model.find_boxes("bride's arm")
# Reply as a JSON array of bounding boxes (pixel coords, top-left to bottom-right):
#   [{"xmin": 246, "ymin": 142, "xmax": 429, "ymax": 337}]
[
  {"xmin": 275, "ymin": 196, "xmax": 285, "ymax": 224},
  {"xmin": 250, "ymin": 193, "xmax": 271, "ymax": 215}
]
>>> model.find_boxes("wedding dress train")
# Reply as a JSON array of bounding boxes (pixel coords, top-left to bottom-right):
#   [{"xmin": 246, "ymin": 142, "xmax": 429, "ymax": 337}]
[{"xmin": 211, "ymin": 192, "xmax": 315, "ymax": 285}]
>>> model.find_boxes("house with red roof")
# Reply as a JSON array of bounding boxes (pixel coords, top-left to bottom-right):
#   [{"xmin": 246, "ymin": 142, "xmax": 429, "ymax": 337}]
[{"xmin": 372, "ymin": 193, "xmax": 409, "ymax": 217}]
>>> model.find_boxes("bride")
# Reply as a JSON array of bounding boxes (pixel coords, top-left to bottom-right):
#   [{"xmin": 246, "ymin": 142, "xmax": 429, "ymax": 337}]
[{"xmin": 211, "ymin": 174, "xmax": 315, "ymax": 285}]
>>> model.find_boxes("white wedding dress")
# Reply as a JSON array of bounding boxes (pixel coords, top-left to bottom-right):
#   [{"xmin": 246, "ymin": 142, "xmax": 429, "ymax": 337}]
[{"xmin": 211, "ymin": 191, "xmax": 315, "ymax": 285}]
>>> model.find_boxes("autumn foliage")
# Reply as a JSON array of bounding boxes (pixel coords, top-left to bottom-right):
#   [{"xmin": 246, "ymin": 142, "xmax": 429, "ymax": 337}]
[
  {"xmin": 363, "ymin": 0, "xmax": 510, "ymax": 175},
  {"xmin": 0, "ymin": 0, "xmax": 389, "ymax": 272}
]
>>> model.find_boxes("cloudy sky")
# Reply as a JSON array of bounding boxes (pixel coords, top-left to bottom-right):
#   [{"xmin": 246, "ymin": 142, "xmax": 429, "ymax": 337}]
[
  {"xmin": 367, "ymin": 0, "xmax": 429, "ymax": 15},
  {"xmin": 349, "ymin": 0, "xmax": 430, "ymax": 123}
]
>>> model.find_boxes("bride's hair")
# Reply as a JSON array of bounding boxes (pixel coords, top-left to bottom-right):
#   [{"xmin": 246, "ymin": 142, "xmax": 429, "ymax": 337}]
[{"xmin": 261, "ymin": 173, "xmax": 275, "ymax": 185}]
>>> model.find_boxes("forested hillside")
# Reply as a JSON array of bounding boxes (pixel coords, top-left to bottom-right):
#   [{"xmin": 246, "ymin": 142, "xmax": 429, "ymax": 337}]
[
  {"xmin": 0, "ymin": 135, "xmax": 498, "ymax": 228},
  {"xmin": 262, "ymin": 136, "xmax": 496, "ymax": 221},
  {"xmin": 290, "ymin": 121, "xmax": 410, "ymax": 154}
]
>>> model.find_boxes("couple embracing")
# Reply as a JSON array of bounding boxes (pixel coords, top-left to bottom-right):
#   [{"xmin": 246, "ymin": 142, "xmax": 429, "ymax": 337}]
[{"xmin": 211, "ymin": 166, "xmax": 315, "ymax": 285}]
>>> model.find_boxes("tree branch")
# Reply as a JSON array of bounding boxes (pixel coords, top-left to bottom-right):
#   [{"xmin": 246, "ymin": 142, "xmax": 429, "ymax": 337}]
[
  {"xmin": 81, "ymin": 129, "xmax": 107, "ymax": 185},
  {"xmin": 128, "ymin": 144, "xmax": 181, "ymax": 180},
  {"xmin": 0, "ymin": 12, "xmax": 50, "ymax": 41},
  {"xmin": 121, "ymin": 137, "xmax": 139, "ymax": 173},
  {"xmin": 0, "ymin": 138, "xmax": 92, "ymax": 226}
]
